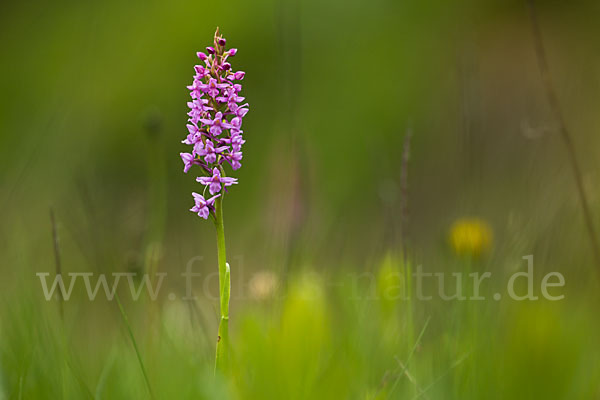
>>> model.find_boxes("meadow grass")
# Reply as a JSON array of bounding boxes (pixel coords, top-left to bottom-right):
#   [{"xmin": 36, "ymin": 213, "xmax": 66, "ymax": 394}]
[
  {"xmin": 2, "ymin": 2, "xmax": 600, "ymax": 398},
  {"xmin": 1, "ymin": 249, "xmax": 599, "ymax": 399}
]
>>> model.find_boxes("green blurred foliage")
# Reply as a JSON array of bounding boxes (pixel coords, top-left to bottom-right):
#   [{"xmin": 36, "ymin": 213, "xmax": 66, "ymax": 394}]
[{"xmin": 2, "ymin": 0, "xmax": 600, "ymax": 398}]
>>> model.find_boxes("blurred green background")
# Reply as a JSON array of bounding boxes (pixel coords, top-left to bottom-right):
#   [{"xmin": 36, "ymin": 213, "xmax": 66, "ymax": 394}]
[{"xmin": 2, "ymin": 0, "xmax": 600, "ymax": 398}]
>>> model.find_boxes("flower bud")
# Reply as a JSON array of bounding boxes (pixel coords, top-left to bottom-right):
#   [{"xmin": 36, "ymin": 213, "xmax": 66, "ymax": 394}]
[
  {"xmin": 228, "ymin": 48, "xmax": 238, "ymax": 56},
  {"xmin": 197, "ymin": 52, "xmax": 207, "ymax": 61},
  {"xmin": 218, "ymin": 38, "xmax": 226, "ymax": 46},
  {"xmin": 206, "ymin": 46, "xmax": 215, "ymax": 54}
]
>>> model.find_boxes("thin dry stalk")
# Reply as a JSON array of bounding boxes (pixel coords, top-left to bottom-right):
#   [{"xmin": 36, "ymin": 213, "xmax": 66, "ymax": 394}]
[
  {"xmin": 527, "ymin": 0, "xmax": 600, "ymax": 271},
  {"xmin": 50, "ymin": 208, "xmax": 64, "ymax": 319},
  {"xmin": 400, "ymin": 129, "xmax": 412, "ymax": 263}
]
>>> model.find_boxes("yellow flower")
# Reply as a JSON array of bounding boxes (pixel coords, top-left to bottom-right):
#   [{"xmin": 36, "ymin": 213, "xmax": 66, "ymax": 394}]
[{"xmin": 449, "ymin": 217, "xmax": 493, "ymax": 258}]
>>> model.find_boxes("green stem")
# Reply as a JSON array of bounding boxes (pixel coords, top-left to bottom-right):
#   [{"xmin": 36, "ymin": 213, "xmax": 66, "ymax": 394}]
[{"xmin": 214, "ymin": 195, "xmax": 230, "ymax": 374}]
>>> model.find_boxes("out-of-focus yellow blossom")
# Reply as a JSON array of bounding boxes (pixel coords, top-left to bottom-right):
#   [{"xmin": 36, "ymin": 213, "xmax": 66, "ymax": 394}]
[
  {"xmin": 376, "ymin": 253, "xmax": 407, "ymax": 316},
  {"xmin": 449, "ymin": 217, "xmax": 493, "ymax": 258},
  {"xmin": 248, "ymin": 270, "xmax": 279, "ymax": 300}
]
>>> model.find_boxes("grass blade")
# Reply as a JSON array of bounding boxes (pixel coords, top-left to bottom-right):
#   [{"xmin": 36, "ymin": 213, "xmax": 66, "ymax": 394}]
[{"xmin": 115, "ymin": 294, "xmax": 155, "ymax": 400}]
